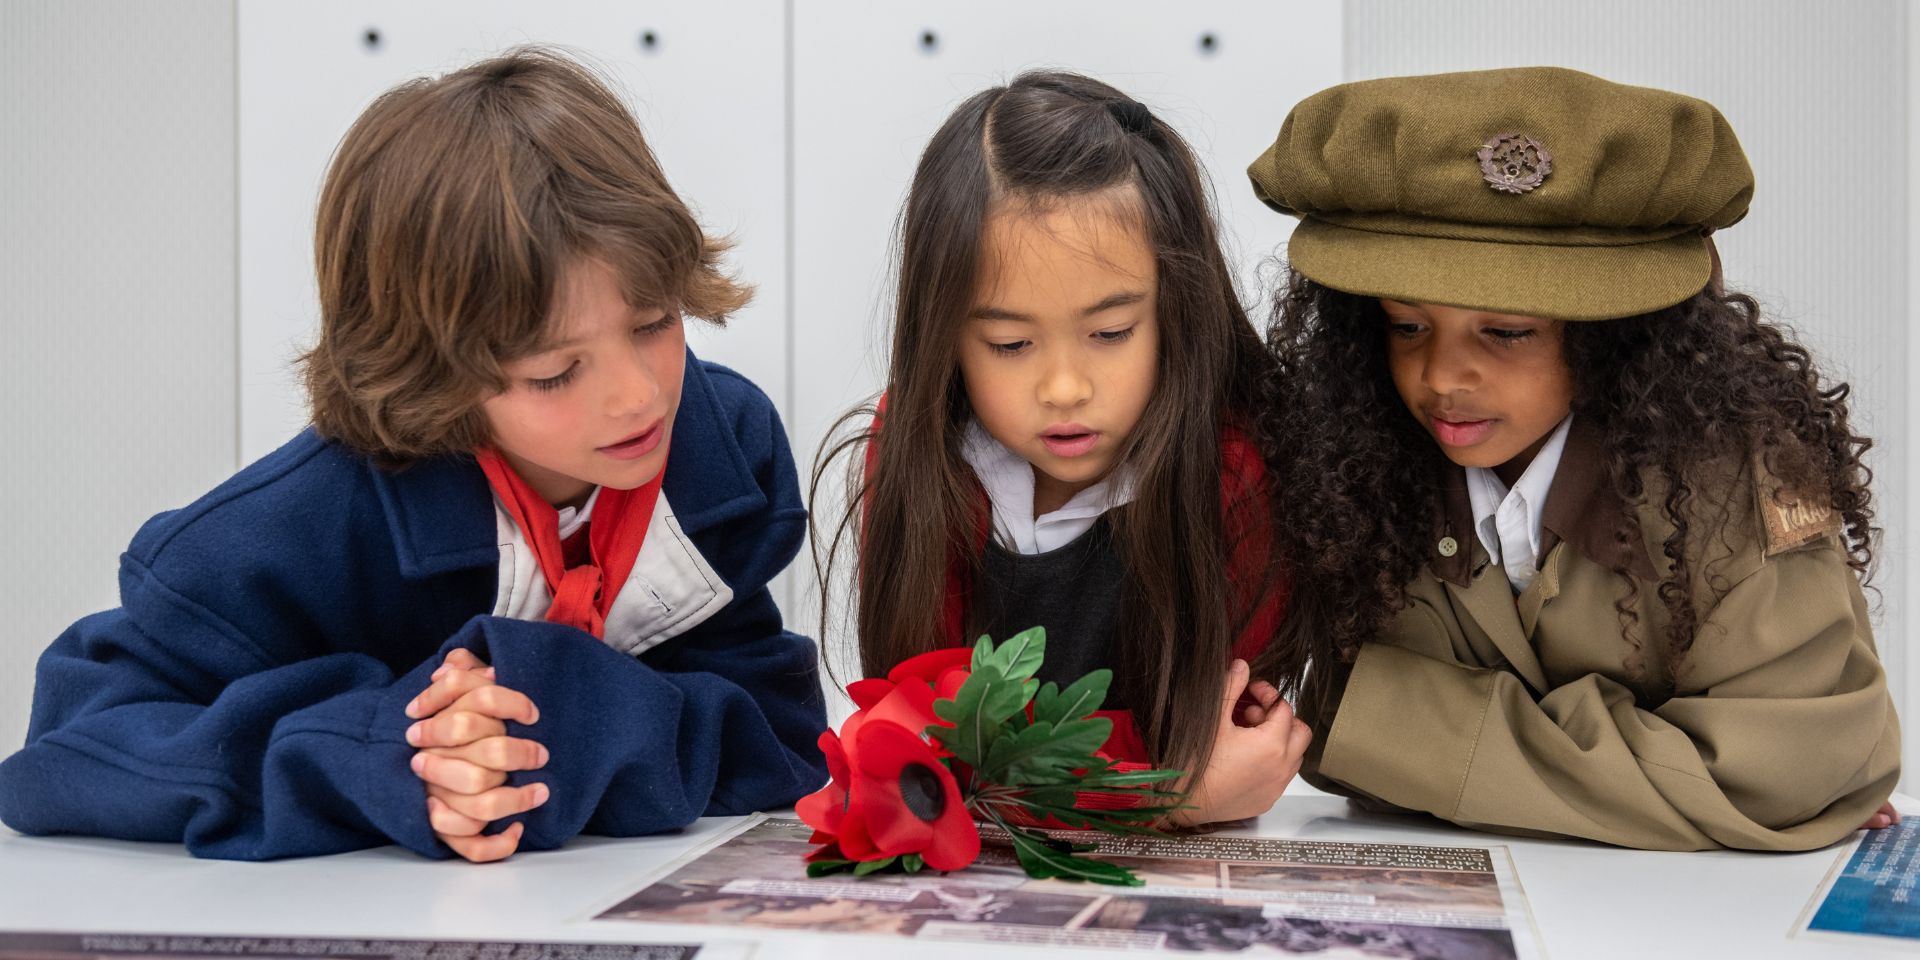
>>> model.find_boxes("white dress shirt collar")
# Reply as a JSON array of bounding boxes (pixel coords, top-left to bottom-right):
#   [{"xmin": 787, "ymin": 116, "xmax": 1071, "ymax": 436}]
[
  {"xmin": 554, "ymin": 486, "xmax": 601, "ymax": 541},
  {"xmin": 1465, "ymin": 415, "xmax": 1573, "ymax": 594},
  {"xmin": 961, "ymin": 420, "xmax": 1136, "ymax": 555}
]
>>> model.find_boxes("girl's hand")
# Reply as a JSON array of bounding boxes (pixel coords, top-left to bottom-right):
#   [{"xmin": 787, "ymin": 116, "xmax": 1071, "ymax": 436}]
[
  {"xmin": 1236, "ymin": 678, "xmax": 1283, "ymax": 727},
  {"xmin": 1172, "ymin": 660, "xmax": 1311, "ymax": 827},
  {"xmin": 1863, "ymin": 800, "xmax": 1902, "ymax": 831}
]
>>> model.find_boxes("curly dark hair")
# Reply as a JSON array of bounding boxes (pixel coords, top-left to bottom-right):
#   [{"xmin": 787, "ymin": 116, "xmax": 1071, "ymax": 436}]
[{"xmin": 1256, "ymin": 271, "xmax": 1876, "ymax": 702}]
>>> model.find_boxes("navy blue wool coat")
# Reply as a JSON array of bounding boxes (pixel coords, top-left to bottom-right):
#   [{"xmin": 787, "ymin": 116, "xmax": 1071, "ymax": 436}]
[{"xmin": 0, "ymin": 354, "xmax": 828, "ymax": 859}]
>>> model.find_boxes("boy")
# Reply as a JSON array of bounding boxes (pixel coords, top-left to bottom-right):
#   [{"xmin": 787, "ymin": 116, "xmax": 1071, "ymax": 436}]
[{"xmin": 0, "ymin": 47, "xmax": 827, "ymax": 862}]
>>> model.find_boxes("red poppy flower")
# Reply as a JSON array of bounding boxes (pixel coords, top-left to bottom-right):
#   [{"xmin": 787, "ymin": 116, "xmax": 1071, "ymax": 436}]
[
  {"xmin": 849, "ymin": 647, "xmax": 971, "ymax": 713},
  {"xmin": 796, "ymin": 675, "xmax": 952, "ymax": 861},
  {"xmin": 850, "ymin": 718, "xmax": 979, "ymax": 871},
  {"xmin": 859, "ymin": 676, "xmax": 940, "ymax": 732},
  {"xmin": 887, "ymin": 647, "xmax": 973, "ymax": 686},
  {"xmin": 795, "ymin": 728, "xmax": 880, "ymax": 860}
]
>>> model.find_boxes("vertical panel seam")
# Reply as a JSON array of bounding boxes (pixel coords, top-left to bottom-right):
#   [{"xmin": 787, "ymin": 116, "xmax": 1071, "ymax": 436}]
[
  {"xmin": 231, "ymin": 0, "xmax": 244, "ymax": 470},
  {"xmin": 782, "ymin": 0, "xmax": 797, "ymax": 615}
]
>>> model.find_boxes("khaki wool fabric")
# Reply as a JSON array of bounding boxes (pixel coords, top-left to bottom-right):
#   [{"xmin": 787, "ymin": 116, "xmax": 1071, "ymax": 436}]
[
  {"xmin": 1248, "ymin": 66, "xmax": 1754, "ymax": 320},
  {"xmin": 1293, "ymin": 423, "xmax": 1900, "ymax": 851}
]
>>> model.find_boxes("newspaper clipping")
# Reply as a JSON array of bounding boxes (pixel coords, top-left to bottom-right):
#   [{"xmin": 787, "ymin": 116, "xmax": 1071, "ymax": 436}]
[
  {"xmin": 596, "ymin": 817, "xmax": 1541, "ymax": 957},
  {"xmin": 0, "ymin": 933, "xmax": 738, "ymax": 960}
]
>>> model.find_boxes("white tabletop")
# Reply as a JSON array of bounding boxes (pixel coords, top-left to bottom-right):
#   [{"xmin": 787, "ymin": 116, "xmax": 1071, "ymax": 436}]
[{"xmin": 0, "ymin": 795, "xmax": 1907, "ymax": 960}]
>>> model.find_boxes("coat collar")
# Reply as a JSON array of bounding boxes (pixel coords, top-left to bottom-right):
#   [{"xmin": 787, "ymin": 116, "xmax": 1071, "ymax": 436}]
[
  {"xmin": 1537, "ymin": 416, "xmax": 1656, "ymax": 581},
  {"xmin": 1432, "ymin": 417, "xmax": 1654, "ymax": 587},
  {"xmin": 371, "ymin": 350, "xmax": 766, "ymax": 579}
]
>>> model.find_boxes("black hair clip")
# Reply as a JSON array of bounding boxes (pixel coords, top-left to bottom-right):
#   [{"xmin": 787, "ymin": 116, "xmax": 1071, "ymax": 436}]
[{"xmin": 1107, "ymin": 99, "xmax": 1155, "ymax": 136}]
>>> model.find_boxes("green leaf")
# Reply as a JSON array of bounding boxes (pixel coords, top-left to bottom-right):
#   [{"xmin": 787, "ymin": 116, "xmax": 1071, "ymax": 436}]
[
  {"xmin": 931, "ymin": 664, "xmax": 1032, "ymax": 766},
  {"xmin": 852, "ymin": 856, "xmax": 898, "ymax": 876},
  {"xmin": 1074, "ymin": 768, "xmax": 1185, "ymax": 789},
  {"xmin": 1003, "ymin": 784, "xmax": 1092, "ymax": 809},
  {"xmin": 998, "ymin": 820, "xmax": 1143, "ymax": 887},
  {"xmin": 1021, "ymin": 721, "xmax": 1113, "ymax": 779},
  {"xmin": 975, "ymin": 720, "xmax": 1054, "ymax": 783},
  {"xmin": 971, "ymin": 634, "xmax": 996, "ymax": 671},
  {"xmin": 805, "ymin": 859, "xmax": 855, "ymax": 878},
  {"xmin": 985, "ymin": 627, "xmax": 1046, "ymax": 684},
  {"xmin": 901, "ymin": 853, "xmax": 925, "ymax": 874},
  {"xmin": 975, "ymin": 718, "xmax": 1113, "ymax": 783},
  {"xmin": 1005, "ymin": 799, "xmax": 1184, "ymax": 835},
  {"xmin": 1031, "ymin": 669, "xmax": 1111, "ymax": 726}
]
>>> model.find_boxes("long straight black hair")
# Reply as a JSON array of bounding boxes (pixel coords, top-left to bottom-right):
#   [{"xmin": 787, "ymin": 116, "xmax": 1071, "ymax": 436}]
[{"xmin": 812, "ymin": 71, "xmax": 1286, "ymax": 785}]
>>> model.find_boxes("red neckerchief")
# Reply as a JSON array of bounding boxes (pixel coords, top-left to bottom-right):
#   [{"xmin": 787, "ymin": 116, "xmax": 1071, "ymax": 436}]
[{"xmin": 475, "ymin": 450, "xmax": 667, "ymax": 639}]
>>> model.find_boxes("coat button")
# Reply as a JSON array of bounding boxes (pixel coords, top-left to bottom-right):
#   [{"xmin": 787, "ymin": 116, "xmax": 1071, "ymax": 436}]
[{"xmin": 1438, "ymin": 536, "xmax": 1459, "ymax": 557}]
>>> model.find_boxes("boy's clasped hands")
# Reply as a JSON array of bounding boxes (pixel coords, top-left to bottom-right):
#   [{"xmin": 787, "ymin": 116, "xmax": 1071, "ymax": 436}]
[{"xmin": 403, "ymin": 648, "xmax": 552, "ymax": 862}]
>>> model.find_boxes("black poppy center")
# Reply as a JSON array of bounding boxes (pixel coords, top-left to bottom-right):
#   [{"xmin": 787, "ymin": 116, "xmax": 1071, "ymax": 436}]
[{"xmin": 897, "ymin": 762, "xmax": 947, "ymax": 822}]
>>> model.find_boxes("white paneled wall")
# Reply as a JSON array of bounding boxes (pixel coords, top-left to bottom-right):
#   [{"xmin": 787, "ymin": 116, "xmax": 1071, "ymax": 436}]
[
  {"xmin": 0, "ymin": 1, "xmax": 238, "ymax": 755},
  {"xmin": 1344, "ymin": 0, "xmax": 1916, "ymax": 794}
]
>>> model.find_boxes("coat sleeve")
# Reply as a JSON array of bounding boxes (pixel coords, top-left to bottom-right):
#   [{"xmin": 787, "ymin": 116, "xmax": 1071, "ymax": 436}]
[
  {"xmin": 1312, "ymin": 540, "xmax": 1901, "ymax": 850},
  {"xmin": 468, "ymin": 595, "xmax": 828, "ymax": 848},
  {"xmin": 486, "ymin": 374, "xmax": 829, "ymax": 849},
  {"xmin": 0, "ymin": 549, "xmax": 452, "ymax": 861}
]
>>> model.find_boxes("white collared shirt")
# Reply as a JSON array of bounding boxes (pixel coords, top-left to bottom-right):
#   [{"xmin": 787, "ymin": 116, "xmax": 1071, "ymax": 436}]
[
  {"xmin": 1465, "ymin": 416, "xmax": 1573, "ymax": 594},
  {"xmin": 961, "ymin": 420, "xmax": 1136, "ymax": 555},
  {"xmin": 555, "ymin": 486, "xmax": 601, "ymax": 540},
  {"xmin": 489, "ymin": 484, "xmax": 734, "ymax": 657}
]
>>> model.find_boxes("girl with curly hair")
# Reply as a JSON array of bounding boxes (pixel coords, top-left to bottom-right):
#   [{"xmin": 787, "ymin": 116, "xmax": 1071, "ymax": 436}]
[{"xmin": 1247, "ymin": 67, "xmax": 1900, "ymax": 850}]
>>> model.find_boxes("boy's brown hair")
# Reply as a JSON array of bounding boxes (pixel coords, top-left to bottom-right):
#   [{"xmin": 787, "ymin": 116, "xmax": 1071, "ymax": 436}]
[{"xmin": 301, "ymin": 46, "xmax": 750, "ymax": 462}]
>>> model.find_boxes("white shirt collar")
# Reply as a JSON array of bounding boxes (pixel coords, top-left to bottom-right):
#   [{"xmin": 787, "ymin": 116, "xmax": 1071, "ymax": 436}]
[
  {"xmin": 961, "ymin": 420, "xmax": 1136, "ymax": 555},
  {"xmin": 555, "ymin": 486, "xmax": 601, "ymax": 540},
  {"xmin": 1465, "ymin": 415, "xmax": 1572, "ymax": 594}
]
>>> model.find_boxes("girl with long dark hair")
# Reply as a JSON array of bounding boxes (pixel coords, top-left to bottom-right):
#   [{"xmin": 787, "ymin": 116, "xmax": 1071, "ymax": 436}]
[{"xmin": 815, "ymin": 71, "xmax": 1306, "ymax": 826}]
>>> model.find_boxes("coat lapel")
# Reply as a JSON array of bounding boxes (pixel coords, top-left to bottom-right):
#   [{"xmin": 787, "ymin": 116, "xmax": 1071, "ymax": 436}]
[
  {"xmin": 1435, "ymin": 463, "xmax": 1551, "ymax": 694},
  {"xmin": 660, "ymin": 351, "xmax": 767, "ymax": 536},
  {"xmin": 1538, "ymin": 417, "xmax": 1656, "ymax": 580},
  {"xmin": 1445, "ymin": 564, "xmax": 1550, "ymax": 695}
]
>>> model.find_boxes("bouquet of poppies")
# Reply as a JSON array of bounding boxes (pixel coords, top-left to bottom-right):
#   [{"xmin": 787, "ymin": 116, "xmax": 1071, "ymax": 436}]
[{"xmin": 796, "ymin": 628, "xmax": 1187, "ymax": 886}]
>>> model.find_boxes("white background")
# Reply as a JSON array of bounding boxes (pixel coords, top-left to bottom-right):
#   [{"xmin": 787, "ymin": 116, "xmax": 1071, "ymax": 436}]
[{"xmin": 2, "ymin": 0, "xmax": 1912, "ymax": 791}]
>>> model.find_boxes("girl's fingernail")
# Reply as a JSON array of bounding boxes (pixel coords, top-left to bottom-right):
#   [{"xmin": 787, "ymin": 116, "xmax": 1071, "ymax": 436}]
[
  {"xmin": 531, "ymin": 783, "xmax": 550, "ymax": 806},
  {"xmin": 527, "ymin": 704, "xmax": 540, "ymax": 724},
  {"xmin": 411, "ymin": 754, "xmax": 426, "ymax": 774},
  {"xmin": 404, "ymin": 697, "xmax": 422, "ymax": 718},
  {"xmin": 406, "ymin": 722, "xmax": 423, "ymax": 746},
  {"xmin": 485, "ymin": 667, "xmax": 497, "ymax": 679},
  {"xmin": 536, "ymin": 744, "xmax": 551, "ymax": 766},
  {"xmin": 431, "ymin": 667, "xmax": 446, "ymax": 681}
]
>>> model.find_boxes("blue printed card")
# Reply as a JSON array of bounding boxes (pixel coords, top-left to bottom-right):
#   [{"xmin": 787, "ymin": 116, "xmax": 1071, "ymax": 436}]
[{"xmin": 1803, "ymin": 819, "xmax": 1920, "ymax": 944}]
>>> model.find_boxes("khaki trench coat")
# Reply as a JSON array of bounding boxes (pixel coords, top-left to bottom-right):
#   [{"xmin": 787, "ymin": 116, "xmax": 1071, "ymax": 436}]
[{"xmin": 1300, "ymin": 421, "xmax": 1901, "ymax": 850}]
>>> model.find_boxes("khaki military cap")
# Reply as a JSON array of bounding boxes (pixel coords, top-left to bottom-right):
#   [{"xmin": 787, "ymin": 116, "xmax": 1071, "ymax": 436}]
[{"xmin": 1248, "ymin": 66, "xmax": 1753, "ymax": 320}]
